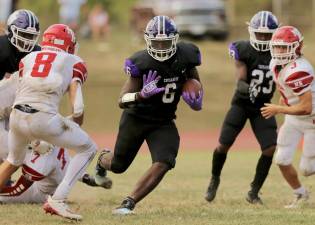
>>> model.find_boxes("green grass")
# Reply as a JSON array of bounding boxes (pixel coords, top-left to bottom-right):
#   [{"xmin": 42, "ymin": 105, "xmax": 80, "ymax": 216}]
[{"xmin": 1, "ymin": 150, "xmax": 315, "ymax": 225}]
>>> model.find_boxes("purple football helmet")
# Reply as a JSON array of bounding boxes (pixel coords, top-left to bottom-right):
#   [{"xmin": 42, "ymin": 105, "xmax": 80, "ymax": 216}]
[
  {"xmin": 144, "ymin": 15, "xmax": 179, "ymax": 61},
  {"xmin": 247, "ymin": 11, "xmax": 279, "ymax": 51},
  {"xmin": 6, "ymin": 9, "xmax": 40, "ymax": 52}
]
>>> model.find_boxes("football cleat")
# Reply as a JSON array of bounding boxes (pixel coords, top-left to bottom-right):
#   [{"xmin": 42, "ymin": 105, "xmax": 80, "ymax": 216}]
[
  {"xmin": 205, "ymin": 176, "xmax": 220, "ymax": 202},
  {"xmin": 284, "ymin": 191, "xmax": 309, "ymax": 209},
  {"xmin": 82, "ymin": 173, "xmax": 112, "ymax": 189},
  {"xmin": 112, "ymin": 197, "xmax": 136, "ymax": 215},
  {"xmin": 246, "ymin": 190, "xmax": 263, "ymax": 205},
  {"xmin": 43, "ymin": 196, "xmax": 82, "ymax": 221},
  {"xmin": 95, "ymin": 149, "xmax": 111, "ymax": 185}
]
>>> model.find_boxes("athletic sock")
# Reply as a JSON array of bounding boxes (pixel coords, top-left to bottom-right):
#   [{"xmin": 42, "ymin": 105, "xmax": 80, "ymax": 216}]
[
  {"xmin": 211, "ymin": 149, "xmax": 227, "ymax": 177},
  {"xmin": 294, "ymin": 186, "xmax": 307, "ymax": 196},
  {"xmin": 251, "ymin": 154, "xmax": 273, "ymax": 193}
]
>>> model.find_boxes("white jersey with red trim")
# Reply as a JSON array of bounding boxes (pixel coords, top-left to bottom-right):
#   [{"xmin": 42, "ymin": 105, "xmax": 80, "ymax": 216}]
[
  {"xmin": 23, "ymin": 147, "xmax": 70, "ymax": 195},
  {"xmin": 270, "ymin": 57, "xmax": 315, "ymax": 109},
  {"xmin": 14, "ymin": 49, "xmax": 87, "ymax": 114},
  {"xmin": 0, "ymin": 72, "xmax": 19, "ymax": 120}
]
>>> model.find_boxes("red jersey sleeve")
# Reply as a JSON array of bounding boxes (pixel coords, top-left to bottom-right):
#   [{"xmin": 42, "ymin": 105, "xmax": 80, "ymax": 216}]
[
  {"xmin": 22, "ymin": 164, "xmax": 45, "ymax": 181},
  {"xmin": 72, "ymin": 61, "xmax": 88, "ymax": 84},
  {"xmin": 285, "ymin": 71, "xmax": 314, "ymax": 95}
]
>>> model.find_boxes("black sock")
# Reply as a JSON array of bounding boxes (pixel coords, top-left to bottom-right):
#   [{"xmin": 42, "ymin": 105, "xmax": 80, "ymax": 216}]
[
  {"xmin": 211, "ymin": 149, "xmax": 227, "ymax": 177},
  {"xmin": 251, "ymin": 154, "xmax": 273, "ymax": 193}
]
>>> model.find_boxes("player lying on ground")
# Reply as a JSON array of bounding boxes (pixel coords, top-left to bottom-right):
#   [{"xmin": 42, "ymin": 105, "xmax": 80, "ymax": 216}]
[
  {"xmin": 94, "ymin": 15, "xmax": 203, "ymax": 215},
  {"xmin": 0, "ymin": 141, "xmax": 112, "ymax": 204},
  {"xmin": 261, "ymin": 26, "xmax": 315, "ymax": 208}
]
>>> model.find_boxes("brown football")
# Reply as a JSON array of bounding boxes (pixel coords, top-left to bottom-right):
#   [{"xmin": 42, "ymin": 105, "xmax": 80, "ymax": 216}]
[{"xmin": 182, "ymin": 79, "xmax": 202, "ymax": 97}]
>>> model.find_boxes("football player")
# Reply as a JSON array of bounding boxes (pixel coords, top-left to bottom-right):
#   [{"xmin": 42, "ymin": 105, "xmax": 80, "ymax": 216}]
[
  {"xmin": 205, "ymin": 11, "xmax": 279, "ymax": 204},
  {"xmin": 94, "ymin": 15, "xmax": 203, "ymax": 215},
  {"xmin": 261, "ymin": 26, "xmax": 314, "ymax": 208},
  {"xmin": 0, "ymin": 24, "xmax": 97, "ymax": 221},
  {"xmin": 0, "ymin": 9, "xmax": 40, "ymax": 80},
  {"xmin": 0, "ymin": 142, "xmax": 112, "ymax": 204},
  {"xmin": 0, "ymin": 73, "xmax": 111, "ymax": 204}
]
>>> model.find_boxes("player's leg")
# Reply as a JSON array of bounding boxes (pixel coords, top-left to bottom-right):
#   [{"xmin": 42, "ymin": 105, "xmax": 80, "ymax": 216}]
[
  {"xmin": 248, "ymin": 114, "xmax": 277, "ymax": 204},
  {"xmin": 206, "ymin": 104, "xmax": 247, "ymax": 202},
  {"xmin": 275, "ymin": 117, "xmax": 307, "ymax": 208},
  {"xmin": 299, "ymin": 127, "xmax": 315, "ymax": 176},
  {"xmin": 96, "ymin": 112, "xmax": 145, "ymax": 176},
  {"xmin": 27, "ymin": 112, "xmax": 96, "ymax": 220},
  {"xmin": 113, "ymin": 120, "xmax": 179, "ymax": 215},
  {"xmin": 0, "ymin": 119, "xmax": 9, "ymax": 160},
  {"xmin": 0, "ymin": 111, "xmax": 30, "ymax": 190}
]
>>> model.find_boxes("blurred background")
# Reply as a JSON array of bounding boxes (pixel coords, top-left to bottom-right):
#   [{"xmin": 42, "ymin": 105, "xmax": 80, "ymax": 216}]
[{"xmin": 1, "ymin": 0, "xmax": 315, "ymax": 135}]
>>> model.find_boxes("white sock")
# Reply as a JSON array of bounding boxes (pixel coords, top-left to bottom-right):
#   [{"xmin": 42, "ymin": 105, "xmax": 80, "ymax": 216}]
[
  {"xmin": 293, "ymin": 186, "xmax": 307, "ymax": 195},
  {"xmin": 52, "ymin": 147, "xmax": 96, "ymax": 200}
]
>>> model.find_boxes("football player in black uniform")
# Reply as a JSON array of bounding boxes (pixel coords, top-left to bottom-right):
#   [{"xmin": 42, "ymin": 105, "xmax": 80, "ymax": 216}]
[
  {"xmin": 205, "ymin": 11, "xmax": 279, "ymax": 204},
  {"xmin": 95, "ymin": 15, "xmax": 203, "ymax": 214},
  {"xmin": 0, "ymin": 9, "xmax": 40, "ymax": 80}
]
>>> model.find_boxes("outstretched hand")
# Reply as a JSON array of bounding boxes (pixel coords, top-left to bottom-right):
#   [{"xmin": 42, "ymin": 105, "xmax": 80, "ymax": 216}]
[{"xmin": 140, "ymin": 70, "xmax": 165, "ymax": 98}]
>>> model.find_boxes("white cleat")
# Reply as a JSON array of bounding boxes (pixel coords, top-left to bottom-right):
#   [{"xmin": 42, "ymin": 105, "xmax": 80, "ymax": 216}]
[
  {"xmin": 43, "ymin": 196, "xmax": 82, "ymax": 221},
  {"xmin": 112, "ymin": 207, "xmax": 135, "ymax": 215},
  {"xmin": 284, "ymin": 191, "xmax": 309, "ymax": 209}
]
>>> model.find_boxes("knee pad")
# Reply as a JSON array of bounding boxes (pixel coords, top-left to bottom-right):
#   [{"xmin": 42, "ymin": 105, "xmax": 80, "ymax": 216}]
[{"xmin": 299, "ymin": 156, "xmax": 315, "ymax": 176}]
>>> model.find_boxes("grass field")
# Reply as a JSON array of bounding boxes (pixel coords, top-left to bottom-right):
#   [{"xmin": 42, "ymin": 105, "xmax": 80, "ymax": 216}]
[{"xmin": 1, "ymin": 150, "xmax": 315, "ymax": 225}]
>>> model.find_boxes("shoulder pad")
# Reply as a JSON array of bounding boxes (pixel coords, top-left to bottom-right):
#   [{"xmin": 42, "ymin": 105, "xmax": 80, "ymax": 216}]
[
  {"xmin": 176, "ymin": 42, "xmax": 201, "ymax": 67},
  {"xmin": 228, "ymin": 40, "xmax": 250, "ymax": 61},
  {"xmin": 124, "ymin": 50, "xmax": 149, "ymax": 78}
]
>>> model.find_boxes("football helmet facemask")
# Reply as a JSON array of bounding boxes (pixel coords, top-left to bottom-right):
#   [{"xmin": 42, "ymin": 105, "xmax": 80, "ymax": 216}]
[
  {"xmin": 41, "ymin": 24, "xmax": 77, "ymax": 54},
  {"xmin": 270, "ymin": 26, "xmax": 303, "ymax": 65},
  {"xmin": 6, "ymin": 9, "xmax": 40, "ymax": 52},
  {"xmin": 247, "ymin": 11, "xmax": 279, "ymax": 52},
  {"xmin": 144, "ymin": 15, "xmax": 179, "ymax": 61}
]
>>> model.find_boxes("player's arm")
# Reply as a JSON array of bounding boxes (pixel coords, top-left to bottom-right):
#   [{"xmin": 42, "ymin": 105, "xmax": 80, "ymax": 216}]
[
  {"xmin": 70, "ymin": 61, "xmax": 87, "ymax": 125},
  {"xmin": 261, "ymin": 91, "xmax": 312, "ymax": 119},
  {"xmin": 0, "ymin": 175, "xmax": 34, "ymax": 196},
  {"xmin": 69, "ymin": 80, "xmax": 84, "ymax": 125},
  {"xmin": 118, "ymin": 76, "xmax": 144, "ymax": 109},
  {"xmin": 235, "ymin": 60, "xmax": 249, "ymax": 94}
]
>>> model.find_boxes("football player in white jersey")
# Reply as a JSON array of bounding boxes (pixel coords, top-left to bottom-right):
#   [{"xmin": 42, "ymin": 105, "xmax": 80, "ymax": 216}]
[
  {"xmin": 0, "ymin": 142, "xmax": 112, "ymax": 204},
  {"xmin": 0, "ymin": 74, "xmax": 111, "ymax": 204},
  {"xmin": 0, "ymin": 24, "xmax": 97, "ymax": 220},
  {"xmin": 261, "ymin": 26, "xmax": 315, "ymax": 208}
]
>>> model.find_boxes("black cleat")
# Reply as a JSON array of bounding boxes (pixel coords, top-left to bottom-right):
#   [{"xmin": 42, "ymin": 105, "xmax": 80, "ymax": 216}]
[
  {"xmin": 205, "ymin": 176, "xmax": 220, "ymax": 202},
  {"xmin": 246, "ymin": 190, "xmax": 263, "ymax": 205},
  {"xmin": 94, "ymin": 149, "xmax": 111, "ymax": 185},
  {"xmin": 82, "ymin": 173, "xmax": 112, "ymax": 189}
]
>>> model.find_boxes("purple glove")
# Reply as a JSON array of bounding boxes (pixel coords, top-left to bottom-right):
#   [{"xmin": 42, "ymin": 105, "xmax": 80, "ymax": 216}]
[
  {"xmin": 140, "ymin": 70, "xmax": 165, "ymax": 98},
  {"xmin": 182, "ymin": 90, "xmax": 203, "ymax": 111}
]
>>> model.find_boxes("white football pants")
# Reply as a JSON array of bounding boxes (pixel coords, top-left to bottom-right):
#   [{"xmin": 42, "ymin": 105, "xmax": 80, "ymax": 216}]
[
  {"xmin": 275, "ymin": 115, "xmax": 315, "ymax": 175},
  {"xmin": 7, "ymin": 109, "xmax": 97, "ymax": 200}
]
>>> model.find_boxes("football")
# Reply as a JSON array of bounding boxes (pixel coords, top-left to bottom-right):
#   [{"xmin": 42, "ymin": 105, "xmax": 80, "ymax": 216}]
[{"xmin": 182, "ymin": 79, "xmax": 202, "ymax": 97}]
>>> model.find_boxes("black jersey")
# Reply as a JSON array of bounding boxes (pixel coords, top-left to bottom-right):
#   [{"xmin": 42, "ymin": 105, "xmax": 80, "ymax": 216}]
[
  {"xmin": 229, "ymin": 40, "xmax": 275, "ymax": 105},
  {"xmin": 123, "ymin": 41, "xmax": 201, "ymax": 121},
  {"xmin": 0, "ymin": 35, "xmax": 41, "ymax": 80}
]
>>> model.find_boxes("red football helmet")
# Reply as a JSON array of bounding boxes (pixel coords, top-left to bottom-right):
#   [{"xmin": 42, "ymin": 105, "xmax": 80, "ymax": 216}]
[
  {"xmin": 41, "ymin": 24, "xmax": 76, "ymax": 54},
  {"xmin": 270, "ymin": 26, "xmax": 303, "ymax": 65}
]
